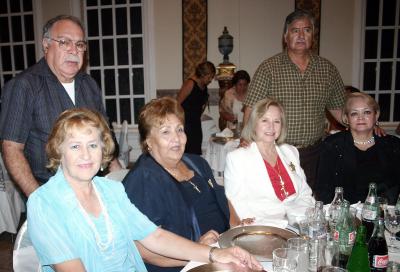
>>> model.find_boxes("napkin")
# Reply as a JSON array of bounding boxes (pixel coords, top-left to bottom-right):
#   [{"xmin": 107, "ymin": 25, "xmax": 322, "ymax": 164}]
[{"xmin": 216, "ymin": 128, "xmax": 234, "ymax": 138}]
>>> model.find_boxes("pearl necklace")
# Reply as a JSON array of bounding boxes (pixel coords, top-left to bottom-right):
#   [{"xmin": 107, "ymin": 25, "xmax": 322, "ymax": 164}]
[
  {"xmin": 77, "ymin": 183, "xmax": 114, "ymax": 251},
  {"xmin": 353, "ymin": 136, "xmax": 375, "ymax": 145}
]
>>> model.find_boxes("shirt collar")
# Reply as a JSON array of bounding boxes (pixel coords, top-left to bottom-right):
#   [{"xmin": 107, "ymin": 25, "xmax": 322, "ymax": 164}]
[{"xmin": 52, "ymin": 168, "xmax": 114, "ymax": 212}]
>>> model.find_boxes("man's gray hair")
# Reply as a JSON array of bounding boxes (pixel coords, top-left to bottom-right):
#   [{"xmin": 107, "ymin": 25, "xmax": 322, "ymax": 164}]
[
  {"xmin": 42, "ymin": 15, "xmax": 85, "ymax": 39},
  {"xmin": 283, "ymin": 9, "xmax": 315, "ymax": 35}
]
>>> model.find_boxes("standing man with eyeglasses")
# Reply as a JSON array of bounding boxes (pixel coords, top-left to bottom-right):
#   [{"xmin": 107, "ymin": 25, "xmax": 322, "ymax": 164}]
[{"xmin": 0, "ymin": 15, "xmax": 121, "ymax": 197}]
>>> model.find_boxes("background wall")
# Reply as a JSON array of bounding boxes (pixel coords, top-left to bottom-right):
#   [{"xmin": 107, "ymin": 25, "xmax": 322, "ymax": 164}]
[{"xmin": 34, "ymin": 0, "xmax": 359, "ymax": 160}]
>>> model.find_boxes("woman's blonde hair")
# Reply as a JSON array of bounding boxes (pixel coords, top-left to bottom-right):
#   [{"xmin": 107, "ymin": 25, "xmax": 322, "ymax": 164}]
[
  {"xmin": 138, "ymin": 97, "xmax": 185, "ymax": 153},
  {"xmin": 241, "ymin": 97, "xmax": 287, "ymax": 144},
  {"xmin": 46, "ymin": 108, "xmax": 115, "ymax": 171},
  {"xmin": 342, "ymin": 92, "xmax": 380, "ymax": 125}
]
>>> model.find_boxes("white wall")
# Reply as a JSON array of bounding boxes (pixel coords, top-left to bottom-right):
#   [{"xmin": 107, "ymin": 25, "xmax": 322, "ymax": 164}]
[
  {"xmin": 153, "ymin": 0, "xmax": 182, "ymax": 89},
  {"xmin": 320, "ymin": 0, "xmax": 356, "ymax": 86},
  {"xmin": 34, "ymin": 0, "xmax": 359, "ymax": 161}
]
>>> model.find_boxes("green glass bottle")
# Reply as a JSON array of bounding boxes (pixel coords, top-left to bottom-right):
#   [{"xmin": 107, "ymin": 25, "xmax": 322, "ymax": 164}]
[{"xmin": 346, "ymin": 225, "xmax": 371, "ymax": 272}]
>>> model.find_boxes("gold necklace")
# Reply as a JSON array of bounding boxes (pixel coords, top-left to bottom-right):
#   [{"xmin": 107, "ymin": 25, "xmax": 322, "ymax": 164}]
[{"xmin": 164, "ymin": 164, "xmax": 200, "ymax": 193}]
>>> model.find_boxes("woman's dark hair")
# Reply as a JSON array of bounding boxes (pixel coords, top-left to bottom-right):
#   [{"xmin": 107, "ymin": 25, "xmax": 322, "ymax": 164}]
[
  {"xmin": 138, "ymin": 97, "xmax": 185, "ymax": 153},
  {"xmin": 232, "ymin": 70, "xmax": 251, "ymax": 85},
  {"xmin": 195, "ymin": 61, "xmax": 216, "ymax": 78}
]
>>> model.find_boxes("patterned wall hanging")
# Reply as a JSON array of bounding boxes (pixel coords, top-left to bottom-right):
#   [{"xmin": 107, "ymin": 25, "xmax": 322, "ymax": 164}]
[
  {"xmin": 295, "ymin": 0, "xmax": 321, "ymax": 54},
  {"xmin": 182, "ymin": 0, "xmax": 208, "ymax": 80}
]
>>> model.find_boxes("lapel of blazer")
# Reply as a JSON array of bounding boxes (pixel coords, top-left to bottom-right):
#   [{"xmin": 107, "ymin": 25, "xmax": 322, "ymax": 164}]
[{"xmin": 248, "ymin": 142, "xmax": 278, "ymax": 197}]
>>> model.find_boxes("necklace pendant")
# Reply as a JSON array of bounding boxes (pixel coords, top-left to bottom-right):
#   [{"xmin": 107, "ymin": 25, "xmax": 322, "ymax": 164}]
[
  {"xmin": 189, "ymin": 181, "xmax": 201, "ymax": 193},
  {"xmin": 193, "ymin": 185, "xmax": 201, "ymax": 193}
]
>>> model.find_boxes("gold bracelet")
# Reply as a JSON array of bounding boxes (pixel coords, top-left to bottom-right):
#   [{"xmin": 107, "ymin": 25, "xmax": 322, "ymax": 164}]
[{"xmin": 209, "ymin": 246, "xmax": 218, "ymax": 263}]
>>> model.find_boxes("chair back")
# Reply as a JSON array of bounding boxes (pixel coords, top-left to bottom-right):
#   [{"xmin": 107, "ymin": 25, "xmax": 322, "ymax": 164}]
[
  {"xmin": 13, "ymin": 220, "xmax": 41, "ymax": 272},
  {"xmin": 105, "ymin": 169, "xmax": 130, "ymax": 182},
  {"xmin": 118, "ymin": 120, "xmax": 133, "ymax": 168}
]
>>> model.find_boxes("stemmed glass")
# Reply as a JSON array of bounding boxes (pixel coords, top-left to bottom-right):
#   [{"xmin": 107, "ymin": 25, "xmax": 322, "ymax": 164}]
[{"xmin": 384, "ymin": 206, "xmax": 400, "ymax": 252}]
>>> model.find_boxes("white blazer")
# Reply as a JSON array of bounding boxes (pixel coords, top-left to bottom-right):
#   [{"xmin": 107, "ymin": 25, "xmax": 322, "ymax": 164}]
[{"xmin": 224, "ymin": 142, "xmax": 315, "ymax": 227}]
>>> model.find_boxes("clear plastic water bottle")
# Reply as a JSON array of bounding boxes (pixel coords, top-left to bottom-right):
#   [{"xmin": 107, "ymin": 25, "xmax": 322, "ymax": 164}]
[
  {"xmin": 309, "ymin": 201, "xmax": 328, "ymax": 240},
  {"xmin": 309, "ymin": 201, "xmax": 328, "ymax": 272}
]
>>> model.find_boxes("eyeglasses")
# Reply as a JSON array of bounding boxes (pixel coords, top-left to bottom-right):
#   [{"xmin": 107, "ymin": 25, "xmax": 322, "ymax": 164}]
[{"xmin": 49, "ymin": 38, "xmax": 87, "ymax": 52}]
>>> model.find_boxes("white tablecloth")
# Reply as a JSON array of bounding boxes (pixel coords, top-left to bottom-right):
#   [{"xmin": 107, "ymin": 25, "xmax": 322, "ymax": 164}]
[
  {"xmin": 0, "ymin": 179, "xmax": 26, "ymax": 234},
  {"xmin": 203, "ymin": 138, "xmax": 239, "ymax": 177},
  {"xmin": 181, "ymin": 229, "xmax": 400, "ymax": 272}
]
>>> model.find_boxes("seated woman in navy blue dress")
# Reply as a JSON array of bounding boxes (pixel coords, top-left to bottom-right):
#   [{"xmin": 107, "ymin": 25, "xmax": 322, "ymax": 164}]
[{"xmin": 123, "ymin": 97, "xmax": 243, "ymax": 272}]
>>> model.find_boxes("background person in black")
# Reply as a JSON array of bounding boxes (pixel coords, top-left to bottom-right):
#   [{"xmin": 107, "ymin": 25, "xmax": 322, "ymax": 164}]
[
  {"xmin": 315, "ymin": 92, "xmax": 400, "ymax": 205},
  {"xmin": 177, "ymin": 61, "xmax": 216, "ymax": 155}
]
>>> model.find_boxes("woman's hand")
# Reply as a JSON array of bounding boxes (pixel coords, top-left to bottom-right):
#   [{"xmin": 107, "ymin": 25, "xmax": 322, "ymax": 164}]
[
  {"xmin": 373, "ymin": 124, "xmax": 386, "ymax": 137},
  {"xmin": 198, "ymin": 230, "xmax": 220, "ymax": 245},
  {"xmin": 210, "ymin": 246, "xmax": 263, "ymax": 270},
  {"xmin": 239, "ymin": 138, "xmax": 250, "ymax": 148},
  {"xmin": 240, "ymin": 217, "xmax": 256, "ymax": 226}
]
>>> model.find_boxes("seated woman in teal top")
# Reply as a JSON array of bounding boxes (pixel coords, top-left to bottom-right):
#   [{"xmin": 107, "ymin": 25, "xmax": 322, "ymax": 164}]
[{"xmin": 27, "ymin": 108, "xmax": 262, "ymax": 272}]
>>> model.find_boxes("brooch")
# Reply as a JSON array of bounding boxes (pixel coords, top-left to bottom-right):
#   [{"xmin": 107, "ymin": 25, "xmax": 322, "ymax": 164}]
[
  {"xmin": 289, "ymin": 162, "xmax": 296, "ymax": 172},
  {"xmin": 207, "ymin": 179, "xmax": 214, "ymax": 188}
]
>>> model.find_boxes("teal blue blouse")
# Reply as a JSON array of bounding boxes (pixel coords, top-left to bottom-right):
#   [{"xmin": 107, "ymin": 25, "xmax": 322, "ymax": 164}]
[{"xmin": 28, "ymin": 168, "xmax": 157, "ymax": 272}]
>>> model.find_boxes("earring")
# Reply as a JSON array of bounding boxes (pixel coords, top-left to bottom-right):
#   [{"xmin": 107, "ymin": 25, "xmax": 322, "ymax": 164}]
[
  {"xmin": 147, "ymin": 146, "xmax": 152, "ymax": 152},
  {"xmin": 100, "ymin": 166, "xmax": 104, "ymax": 171},
  {"xmin": 375, "ymin": 121, "xmax": 379, "ymax": 126}
]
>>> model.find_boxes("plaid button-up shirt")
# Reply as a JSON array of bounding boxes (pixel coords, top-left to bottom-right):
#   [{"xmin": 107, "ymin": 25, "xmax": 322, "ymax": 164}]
[{"xmin": 244, "ymin": 52, "xmax": 345, "ymax": 147}]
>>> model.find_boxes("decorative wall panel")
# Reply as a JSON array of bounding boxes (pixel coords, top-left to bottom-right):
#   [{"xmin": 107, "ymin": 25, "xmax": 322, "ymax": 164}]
[
  {"xmin": 182, "ymin": 0, "xmax": 207, "ymax": 80},
  {"xmin": 295, "ymin": 0, "xmax": 321, "ymax": 54}
]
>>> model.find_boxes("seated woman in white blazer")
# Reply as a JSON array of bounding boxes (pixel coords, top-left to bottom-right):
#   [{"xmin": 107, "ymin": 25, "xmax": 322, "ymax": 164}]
[{"xmin": 224, "ymin": 97, "xmax": 315, "ymax": 228}]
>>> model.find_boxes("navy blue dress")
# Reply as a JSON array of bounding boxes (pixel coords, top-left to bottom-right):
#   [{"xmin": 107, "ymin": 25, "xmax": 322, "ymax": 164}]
[
  {"xmin": 181, "ymin": 79, "xmax": 209, "ymax": 155},
  {"xmin": 122, "ymin": 153, "xmax": 230, "ymax": 272}
]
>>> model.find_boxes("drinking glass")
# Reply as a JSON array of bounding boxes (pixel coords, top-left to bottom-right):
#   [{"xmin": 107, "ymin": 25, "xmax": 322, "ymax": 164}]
[
  {"xmin": 287, "ymin": 237, "xmax": 309, "ymax": 271},
  {"xmin": 323, "ymin": 240, "xmax": 340, "ymax": 268},
  {"xmin": 272, "ymin": 247, "xmax": 297, "ymax": 272},
  {"xmin": 384, "ymin": 207, "xmax": 400, "ymax": 252},
  {"xmin": 298, "ymin": 219, "xmax": 310, "ymax": 239},
  {"xmin": 378, "ymin": 197, "xmax": 388, "ymax": 216}
]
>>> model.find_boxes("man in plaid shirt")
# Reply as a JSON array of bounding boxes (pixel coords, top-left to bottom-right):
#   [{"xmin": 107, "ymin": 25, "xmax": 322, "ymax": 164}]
[{"xmin": 243, "ymin": 10, "xmax": 345, "ymax": 189}]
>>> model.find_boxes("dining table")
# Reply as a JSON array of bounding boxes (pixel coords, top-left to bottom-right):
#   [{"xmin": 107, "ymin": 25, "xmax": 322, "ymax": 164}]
[
  {"xmin": 203, "ymin": 135, "xmax": 240, "ymax": 180},
  {"xmin": 180, "ymin": 217, "xmax": 400, "ymax": 272}
]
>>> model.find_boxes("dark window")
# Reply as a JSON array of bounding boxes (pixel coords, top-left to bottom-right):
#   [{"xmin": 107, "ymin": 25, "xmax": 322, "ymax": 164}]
[
  {"xmin": 120, "ymin": 98, "xmax": 132, "ymax": 123},
  {"xmin": 117, "ymin": 38, "xmax": 128, "ymax": 65},
  {"xmin": 89, "ymin": 40, "xmax": 100, "ymax": 66},
  {"xmin": 116, "ymin": 8, "xmax": 128, "ymax": 35},
  {"xmin": 104, "ymin": 69, "xmax": 116, "ymax": 95},
  {"xmin": 365, "ymin": 30, "xmax": 378, "ymax": 59},
  {"xmin": 101, "ymin": 8, "xmax": 113, "ymax": 36},
  {"xmin": 118, "ymin": 68, "xmax": 130, "ymax": 95}
]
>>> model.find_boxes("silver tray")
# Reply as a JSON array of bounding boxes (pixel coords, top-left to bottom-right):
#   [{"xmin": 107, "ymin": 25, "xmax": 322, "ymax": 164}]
[
  {"xmin": 218, "ymin": 225, "xmax": 297, "ymax": 261},
  {"xmin": 187, "ymin": 263, "xmax": 266, "ymax": 272}
]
